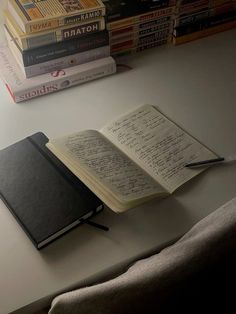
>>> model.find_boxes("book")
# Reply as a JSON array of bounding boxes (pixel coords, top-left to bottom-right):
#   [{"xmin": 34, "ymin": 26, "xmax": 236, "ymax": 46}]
[
  {"xmin": 0, "ymin": 45, "xmax": 116, "ymax": 102},
  {"xmin": 174, "ymin": 2, "xmax": 236, "ymax": 27},
  {"xmin": 5, "ymin": 25, "xmax": 109, "ymax": 67},
  {"xmin": 0, "ymin": 132, "xmax": 104, "ymax": 249},
  {"xmin": 9, "ymin": 43, "xmax": 110, "ymax": 78},
  {"xmin": 46, "ymin": 104, "xmax": 217, "ymax": 213},
  {"xmin": 173, "ymin": 10, "xmax": 236, "ymax": 37},
  {"xmin": 110, "ymin": 19, "xmax": 173, "ymax": 43},
  {"xmin": 106, "ymin": 6, "xmax": 176, "ymax": 30},
  {"xmin": 111, "ymin": 29, "xmax": 171, "ymax": 54},
  {"xmin": 176, "ymin": 0, "xmax": 209, "ymax": 14},
  {"xmin": 109, "ymin": 16, "xmax": 173, "ymax": 38},
  {"xmin": 103, "ymin": 0, "xmax": 176, "ymax": 23},
  {"xmin": 173, "ymin": 19, "xmax": 236, "ymax": 44},
  {"xmin": 5, "ymin": 9, "xmax": 105, "ymax": 50},
  {"xmin": 5, "ymin": 26, "xmax": 110, "ymax": 78},
  {"xmin": 112, "ymin": 38, "xmax": 171, "ymax": 56},
  {"xmin": 8, "ymin": 0, "xmax": 106, "ymax": 34}
]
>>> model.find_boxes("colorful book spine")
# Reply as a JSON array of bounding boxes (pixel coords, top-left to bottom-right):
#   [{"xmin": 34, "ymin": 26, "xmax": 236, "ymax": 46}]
[
  {"xmin": 5, "ymin": 25, "xmax": 109, "ymax": 67},
  {"xmin": 0, "ymin": 45, "xmax": 116, "ymax": 103},
  {"xmin": 5, "ymin": 10, "xmax": 105, "ymax": 50},
  {"xmin": 8, "ymin": 0, "xmax": 106, "ymax": 34},
  {"xmin": 107, "ymin": 7, "xmax": 175, "ymax": 31}
]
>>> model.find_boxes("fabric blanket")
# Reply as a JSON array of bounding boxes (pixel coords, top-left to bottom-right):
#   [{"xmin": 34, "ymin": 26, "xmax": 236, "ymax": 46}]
[{"xmin": 49, "ymin": 197, "xmax": 236, "ymax": 314}]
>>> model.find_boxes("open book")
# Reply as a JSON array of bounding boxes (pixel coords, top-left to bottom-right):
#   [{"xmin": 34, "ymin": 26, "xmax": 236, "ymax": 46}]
[{"xmin": 46, "ymin": 105, "xmax": 217, "ymax": 213}]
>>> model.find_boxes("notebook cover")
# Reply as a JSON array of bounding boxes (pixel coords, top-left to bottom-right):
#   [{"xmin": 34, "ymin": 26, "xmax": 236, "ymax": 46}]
[{"xmin": 0, "ymin": 132, "xmax": 103, "ymax": 249}]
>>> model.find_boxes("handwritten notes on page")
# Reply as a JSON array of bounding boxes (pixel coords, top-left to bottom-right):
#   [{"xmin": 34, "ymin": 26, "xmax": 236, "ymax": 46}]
[
  {"xmin": 101, "ymin": 105, "xmax": 217, "ymax": 193},
  {"xmin": 49, "ymin": 130, "xmax": 165, "ymax": 202}
]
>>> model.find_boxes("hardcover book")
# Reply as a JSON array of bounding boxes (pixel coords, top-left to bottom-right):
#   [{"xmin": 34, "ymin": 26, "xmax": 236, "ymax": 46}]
[
  {"xmin": 172, "ymin": 19, "xmax": 236, "ymax": 44},
  {"xmin": 112, "ymin": 38, "xmax": 170, "ymax": 56},
  {"xmin": 0, "ymin": 45, "xmax": 116, "ymax": 102},
  {"xmin": 5, "ymin": 10, "xmax": 105, "ymax": 50},
  {"xmin": 46, "ymin": 105, "xmax": 217, "ymax": 213},
  {"xmin": 173, "ymin": 10, "xmax": 236, "ymax": 37},
  {"xmin": 0, "ymin": 132, "xmax": 104, "ymax": 249},
  {"xmin": 109, "ymin": 16, "xmax": 173, "ymax": 38},
  {"xmin": 110, "ymin": 29, "xmax": 171, "ymax": 54},
  {"xmin": 103, "ymin": 0, "xmax": 176, "ymax": 22},
  {"xmin": 8, "ymin": 0, "xmax": 106, "ymax": 34},
  {"xmin": 106, "ymin": 6, "xmax": 175, "ymax": 30}
]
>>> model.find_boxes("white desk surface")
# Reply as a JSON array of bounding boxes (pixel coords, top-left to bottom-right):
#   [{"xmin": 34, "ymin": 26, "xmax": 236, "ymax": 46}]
[{"xmin": 0, "ymin": 8, "xmax": 236, "ymax": 312}]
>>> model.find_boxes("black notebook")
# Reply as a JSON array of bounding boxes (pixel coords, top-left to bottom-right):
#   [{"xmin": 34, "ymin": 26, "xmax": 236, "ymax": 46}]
[{"xmin": 0, "ymin": 132, "xmax": 103, "ymax": 249}]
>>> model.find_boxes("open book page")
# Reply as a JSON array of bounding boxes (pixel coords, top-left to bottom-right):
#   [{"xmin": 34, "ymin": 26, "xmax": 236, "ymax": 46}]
[
  {"xmin": 47, "ymin": 130, "xmax": 166, "ymax": 212},
  {"xmin": 100, "ymin": 105, "xmax": 217, "ymax": 193}
]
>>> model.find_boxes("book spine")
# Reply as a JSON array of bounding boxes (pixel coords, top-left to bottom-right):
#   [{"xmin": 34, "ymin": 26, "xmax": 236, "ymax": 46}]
[
  {"xmin": 16, "ymin": 59, "xmax": 116, "ymax": 102},
  {"xmin": 106, "ymin": 0, "xmax": 176, "ymax": 23},
  {"xmin": 110, "ymin": 16, "xmax": 173, "ymax": 38},
  {"xmin": 173, "ymin": 19, "xmax": 236, "ymax": 44},
  {"xmin": 110, "ymin": 21, "xmax": 173, "ymax": 43},
  {"xmin": 11, "ymin": 0, "xmax": 106, "ymax": 34},
  {"xmin": 177, "ymin": 1, "xmax": 209, "ymax": 14},
  {"xmin": 174, "ymin": 10, "xmax": 210, "ymax": 27},
  {"xmin": 136, "ymin": 38, "xmax": 170, "ymax": 52},
  {"xmin": 107, "ymin": 6, "xmax": 175, "ymax": 30},
  {"xmin": 173, "ymin": 10, "xmax": 236, "ymax": 37},
  {"xmin": 21, "ymin": 31, "xmax": 109, "ymax": 66},
  {"xmin": 26, "ymin": 9, "xmax": 106, "ymax": 34},
  {"xmin": 209, "ymin": 0, "xmax": 233, "ymax": 8},
  {"xmin": 23, "ymin": 46, "xmax": 110, "ymax": 78},
  {"xmin": 21, "ymin": 19, "xmax": 105, "ymax": 50},
  {"xmin": 175, "ymin": 2, "xmax": 236, "ymax": 27},
  {"xmin": 111, "ymin": 29, "xmax": 171, "ymax": 53},
  {"xmin": 0, "ymin": 55, "xmax": 116, "ymax": 103},
  {"xmin": 112, "ymin": 38, "xmax": 170, "ymax": 56}
]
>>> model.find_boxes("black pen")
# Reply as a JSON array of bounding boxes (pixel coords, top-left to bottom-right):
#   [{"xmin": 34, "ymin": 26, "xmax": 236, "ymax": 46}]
[{"xmin": 185, "ymin": 155, "xmax": 236, "ymax": 168}]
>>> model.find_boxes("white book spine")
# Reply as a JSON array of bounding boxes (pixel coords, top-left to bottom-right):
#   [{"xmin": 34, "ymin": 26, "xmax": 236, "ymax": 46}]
[
  {"xmin": 24, "ymin": 46, "xmax": 110, "ymax": 78},
  {"xmin": 0, "ymin": 45, "xmax": 116, "ymax": 103}
]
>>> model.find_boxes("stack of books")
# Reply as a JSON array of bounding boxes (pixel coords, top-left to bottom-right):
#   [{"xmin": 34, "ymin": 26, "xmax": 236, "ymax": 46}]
[
  {"xmin": 102, "ymin": 0, "xmax": 176, "ymax": 56},
  {"xmin": 0, "ymin": 0, "xmax": 116, "ymax": 102},
  {"xmin": 173, "ymin": 0, "xmax": 236, "ymax": 44}
]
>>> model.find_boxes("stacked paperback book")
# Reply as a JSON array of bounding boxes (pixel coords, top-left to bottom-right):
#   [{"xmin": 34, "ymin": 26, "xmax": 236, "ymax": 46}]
[
  {"xmin": 0, "ymin": 0, "xmax": 235, "ymax": 102},
  {"xmin": 173, "ymin": 0, "xmax": 236, "ymax": 44},
  {"xmin": 0, "ymin": 0, "xmax": 116, "ymax": 102},
  {"xmin": 103, "ymin": 0, "xmax": 176, "ymax": 56}
]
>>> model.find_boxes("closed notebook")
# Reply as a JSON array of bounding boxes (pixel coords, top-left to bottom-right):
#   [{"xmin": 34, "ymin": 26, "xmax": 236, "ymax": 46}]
[{"xmin": 0, "ymin": 132, "xmax": 103, "ymax": 249}]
